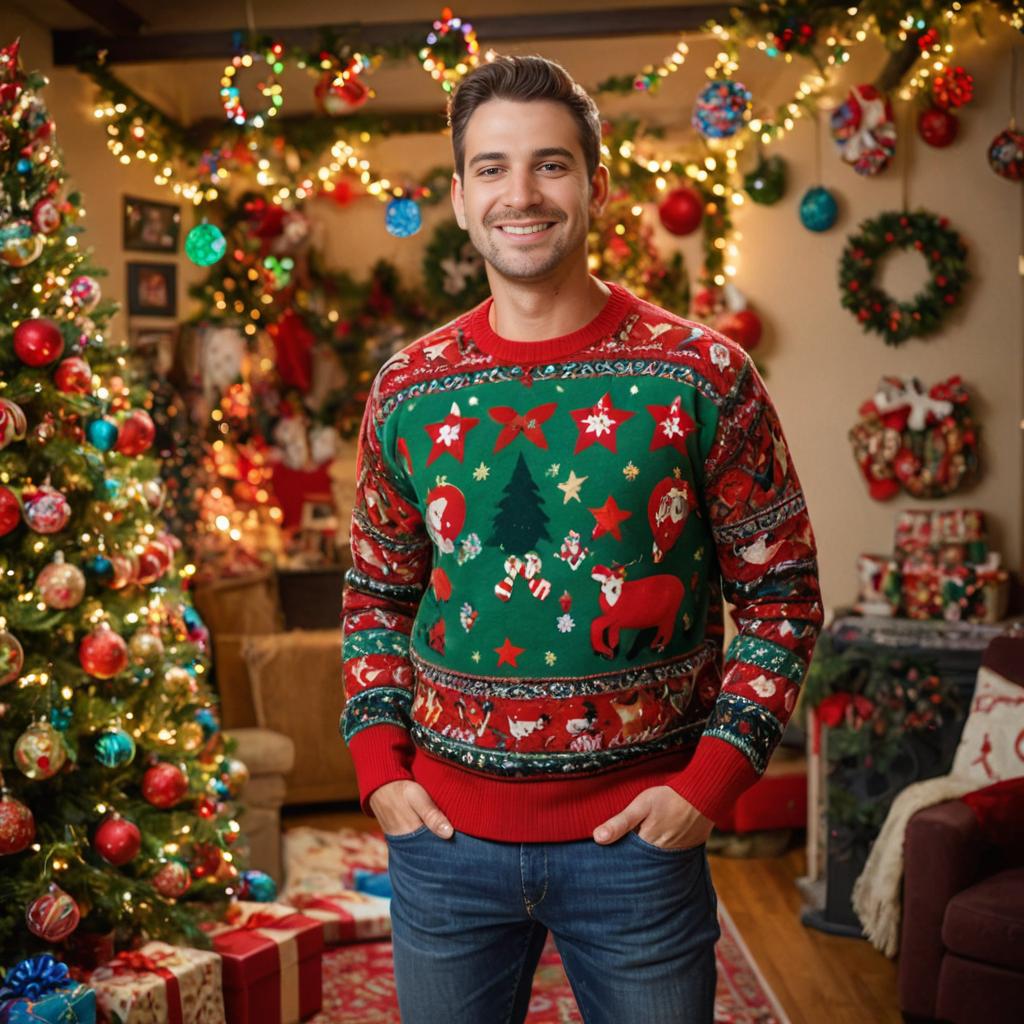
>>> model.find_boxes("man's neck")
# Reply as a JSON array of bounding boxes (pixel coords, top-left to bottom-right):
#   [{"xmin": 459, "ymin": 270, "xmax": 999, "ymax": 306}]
[{"xmin": 486, "ymin": 261, "xmax": 611, "ymax": 342}]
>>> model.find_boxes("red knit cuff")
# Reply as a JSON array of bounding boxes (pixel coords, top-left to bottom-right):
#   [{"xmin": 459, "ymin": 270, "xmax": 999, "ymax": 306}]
[
  {"xmin": 666, "ymin": 737, "xmax": 760, "ymax": 824},
  {"xmin": 348, "ymin": 725, "xmax": 416, "ymax": 817}
]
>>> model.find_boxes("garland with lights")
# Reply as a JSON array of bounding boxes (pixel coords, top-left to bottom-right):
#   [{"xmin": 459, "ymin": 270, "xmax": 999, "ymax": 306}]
[{"xmin": 838, "ymin": 209, "xmax": 969, "ymax": 346}]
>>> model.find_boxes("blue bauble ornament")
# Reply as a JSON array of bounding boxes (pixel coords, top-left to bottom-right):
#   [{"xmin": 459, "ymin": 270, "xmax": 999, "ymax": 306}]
[
  {"xmin": 239, "ymin": 869, "xmax": 277, "ymax": 903},
  {"xmin": 799, "ymin": 187, "xmax": 838, "ymax": 232},
  {"xmin": 87, "ymin": 418, "xmax": 118, "ymax": 452},
  {"xmin": 185, "ymin": 222, "xmax": 227, "ymax": 267},
  {"xmin": 692, "ymin": 80, "xmax": 752, "ymax": 139},
  {"xmin": 206, "ymin": 776, "xmax": 231, "ymax": 800},
  {"xmin": 16, "ymin": 158, "xmax": 32, "ymax": 174},
  {"xmin": 385, "ymin": 197, "xmax": 422, "ymax": 238},
  {"xmin": 87, "ymin": 554, "xmax": 113, "ymax": 578},
  {"xmin": 104, "ymin": 478, "xmax": 121, "ymax": 499},
  {"xmin": 195, "ymin": 707, "xmax": 220, "ymax": 738},
  {"xmin": 49, "ymin": 706, "xmax": 73, "ymax": 731},
  {"xmin": 94, "ymin": 727, "xmax": 136, "ymax": 768}
]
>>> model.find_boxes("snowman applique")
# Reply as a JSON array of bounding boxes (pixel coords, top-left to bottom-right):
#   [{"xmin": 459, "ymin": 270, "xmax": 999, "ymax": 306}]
[{"xmin": 425, "ymin": 483, "xmax": 466, "ymax": 555}]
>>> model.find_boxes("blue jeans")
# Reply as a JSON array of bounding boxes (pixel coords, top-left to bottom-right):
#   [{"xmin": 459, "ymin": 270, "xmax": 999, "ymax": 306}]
[{"xmin": 385, "ymin": 826, "xmax": 719, "ymax": 1024}]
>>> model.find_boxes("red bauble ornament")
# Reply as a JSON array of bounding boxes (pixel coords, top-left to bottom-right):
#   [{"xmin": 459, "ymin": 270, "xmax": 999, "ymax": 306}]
[
  {"xmin": 918, "ymin": 106, "xmax": 958, "ymax": 148},
  {"xmin": 26, "ymin": 883, "xmax": 80, "ymax": 941},
  {"xmin": 715, "ymin": 309, "xmax": 763, "ymax": 351},
  {"xmin": 31, "ymin": 198, "xmax": 61, "ymax": 235},
  {"xmin": 0, "ymin": 795, "xmax": 35, "ymax": 854},
  {"xmin": 94, "ymin": 815, "xmax": 141, "ymax": 866},
  {"xmin": 78, "ymin": 624, "xmax": 129, "ymax": 680},
  {"xmin": 314, "ymin": 66, "xmax": 370, "ymax": 115},
  {"xmin": 152, "ymin": 860, "xmax": 192, "ymax": 898},
  {"xmin": 23, "ymin": 484, "xmax": 71, "ymax": 534},
  {"xmin": 0, "ymin": 487, "xmax": 19, "ymax": 538},
  {"xmin": 931, "ymin": 65, "xmax": 974, "ymax": 110},
  {"xmin": 13, "ymin": 318, "xmax": 64, "ymax": 367},
  {"xmin": 54, "ymin": 356, "xmax": 93, "ymax": 395},
  {"xmin": 115, "ymin": 409, "xmax": 155, "ymax": 457},
  {"xmin": 191, "ymin": 842, "xmax": 222, "ymax": 878},
  {"xmin": 141, "ymin": 762, "xmax": 188, "ymax": 808},
  {"xmin": 657, "ymin": 186, "xmax": 704, "ymax": 236},
  {"xmin": 136, "ymin": 541, "xmax": 172, "ymax": 585}
]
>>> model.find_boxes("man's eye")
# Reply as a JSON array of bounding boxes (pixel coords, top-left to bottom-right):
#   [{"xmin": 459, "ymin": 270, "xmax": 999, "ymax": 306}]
[
  {"xmin": 540, "ymin": 163, "xmax": 565, "ymax": 172},
  {"xmin": 478, "ymin": 167, "xmax": 503, "ymax": 177}
]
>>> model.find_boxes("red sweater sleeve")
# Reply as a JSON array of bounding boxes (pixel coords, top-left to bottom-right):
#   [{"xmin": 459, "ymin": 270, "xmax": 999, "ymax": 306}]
[
  {"xmin": 340, "ymin": 368, "xmax": 431, "ymax": 816},
  {"xmin": 668, "ymin": 347, "xmax": 823, "ymax": 821}
]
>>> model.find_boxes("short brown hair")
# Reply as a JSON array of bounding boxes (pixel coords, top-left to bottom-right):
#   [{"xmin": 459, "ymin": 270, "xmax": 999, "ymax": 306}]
[{"xmin": 448, "ymin": 55, "xmax": 602, "ymax": 181}]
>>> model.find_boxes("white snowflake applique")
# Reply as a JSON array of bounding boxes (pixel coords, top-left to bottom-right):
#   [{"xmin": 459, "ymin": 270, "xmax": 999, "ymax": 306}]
[
  {"xmin": 546, "ymin": 463, "xmax": 561, "ymax": 478},
  {"xmin": 471, "ymin": 651, "xmax": 481, "ymax": 663},
  {"xmin": 472, "ymin": 462, "xmax": 490, "ymax": 481},
  {"xmin": 623, "ymin": 462, "xmax": 639, "ymax": 481},
  {"xmin": 545, "ymin": 651, "xmax": 557, "ymax": 666},
  {"xmin": 556, "ymin": 614, "xmax": 575, "ymax": 634},
  {"xmin": 438, "ymin": 422, "xmax": 461, "ymax": 447},
  {"xmin": 629, "ymin": 384, "xmax": 639, "ymax": 395},
  {"xmin": 584, "ymin": 408, "xmax": 614, "ymax": 438}
]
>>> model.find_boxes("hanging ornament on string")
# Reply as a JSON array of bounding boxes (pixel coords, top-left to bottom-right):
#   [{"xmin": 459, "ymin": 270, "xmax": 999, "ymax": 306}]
[
  {"xmin": 0, "ymin": 398, "xmax": 27, "ymax": 450},
  {"xmin": 87, "ymin": 417, "xmax": 118, "ymax": 452},
  {"xmin": 801, "ymin": 110, "xmax": 839, "ymax": 232},
  {"xmin": 142, "ymin": 762, "xmax": 189, "ymax": 808},
  {"xmin": 94, "ymin": 814, "xmax": 141, "ymax": 865},
  {"xmin": 918, "ymin": 106, "xmax": 958, "ymax": 148},
  {"xmin": 831, "ymin": 84, "xmax": 897, "ymax": 176},
  {"xmin": 0, "ymin": 219, "xmax": 44, "ymax": 268},
  {"xmin": 0, "ymin": 627, "xmax": 24, "ymax": 685},
  {"xmin": 0, "ymin": 488, "xmax": 19, "ymax": 539},
  {"xmin": 743, "ymin": 152, "xmax": 787, "ymax": 205},
  {"xmin": 79, "ymin": 623, "xmax": 129, "ymax": 680},
  {"xmin": 238, "ymin": 869, "xmax": 278, "ymax": 902},
  {"xmin": 385, "ymin": 195, "xmax": 422, "ymax": 238},
  {"xmin": 988, "ymin": 47, "xmax": 1023, "ymax": 183},
  {"xmin": 37, "ymin": 552, "xmax": 86, "ymax": 609},
  {"xmin": 26, "ymin": 884, "xmax": 80, "ymax": 941},
  {"xmin": 13, "ymin": 317, "xmax": 63, "ymax": 365},
  {"xmin": 31, "ymin": 197, "xmax": 61, "ymax": 235},
  {"xmin": 115, "ymin": 409, "xmax": 155, "ymax": 457},
  {"xmin": 0, "ymin": 788, "xmax": 35, "ymax": 855},
  {"xmin": 152, "ymin": 859, "xmax": 192, "ymax": 898},
  {"xmin": 94, "ymin": 724, "xmax": 136, "ymax": 767},
  {"xmin": 23, "ymin": 484, "xmax": 71, "ymax": 534},
  {"xmin": 185, "ymin": 221, "xmax": 227, "ymax": 266},
  {"xmin": 67, "ymin": 275, "xmax": 101, "ymax": 313},
  {"xmin": 657, "ymin": 185, "xmax": 703, "ymax": 235},
  {"xmin": 314, "ymin": 55, "xmax": 373, "ymax": 114},
  {"xmin": 129, "ymin": 628, "xmax": 164, "ymax": 665},
  {"xmin": 54, "ymin": 355, "xmax": 93, "ymax": 395},
  {"xmin": 14, "ymin": 720, "xmax": 67, "ymax": 780},
  {"xmin": 931, "ymin": 66, "xmax": 974, "ymax": 111},
  {"xmin": 692, "ymin": 80, "xmax": 751, "ymax": 139}
]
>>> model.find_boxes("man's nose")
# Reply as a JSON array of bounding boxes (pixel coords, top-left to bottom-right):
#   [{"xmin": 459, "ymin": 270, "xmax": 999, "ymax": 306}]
[{"xmin": 504, "ymin": 167, "xmax": 544, "ymax": 210}]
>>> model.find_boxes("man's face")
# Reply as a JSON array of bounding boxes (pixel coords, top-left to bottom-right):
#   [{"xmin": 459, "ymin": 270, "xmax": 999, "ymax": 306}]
[{"xmin": 451, "ymin": 99, "xmax": 608, "ymax": 283}]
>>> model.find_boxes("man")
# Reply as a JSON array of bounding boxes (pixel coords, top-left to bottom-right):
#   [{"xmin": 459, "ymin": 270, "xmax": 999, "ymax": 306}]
[{"xmin": 341, "ymin": 55, "xmax": 822, "ymax": 1023}]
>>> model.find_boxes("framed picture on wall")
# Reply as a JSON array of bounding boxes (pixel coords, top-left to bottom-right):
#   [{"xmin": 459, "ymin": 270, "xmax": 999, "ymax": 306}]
[
  {"xmin": 123, "ymin": 195, "xmax": 181, "ymax": 253},
  {"xmin": 129, "ymin": 324, "xmax": 177, "ymax": 353},
  {"xmin": 126, "ymin": 261, "xmax": 177, "ymax": 317}
]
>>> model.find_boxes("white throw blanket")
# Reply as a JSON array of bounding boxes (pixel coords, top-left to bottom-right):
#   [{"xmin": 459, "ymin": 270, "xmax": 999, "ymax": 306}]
[{"xmin": 851, "ymin": 774, "xmax": 979, "ymax": 957}]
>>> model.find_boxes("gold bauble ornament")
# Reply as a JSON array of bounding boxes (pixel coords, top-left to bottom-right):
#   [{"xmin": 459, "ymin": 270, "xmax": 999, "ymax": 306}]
[
  {"xmin": 177, "ymin": 721, "xmax": 204, "ymax": 752},
  {"xmin": 162, "ymin": 666, "xmax": 193, "ymax": 697},
  {"xmin": 129, "ymin": 630, "xmax": 165, "ymax": 665}
]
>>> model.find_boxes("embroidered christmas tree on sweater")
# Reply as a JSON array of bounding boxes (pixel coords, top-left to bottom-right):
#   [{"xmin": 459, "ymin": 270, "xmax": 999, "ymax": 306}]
[{"xmin": 341, "ymin": 282, "xmax": 823, "ymax": 842}]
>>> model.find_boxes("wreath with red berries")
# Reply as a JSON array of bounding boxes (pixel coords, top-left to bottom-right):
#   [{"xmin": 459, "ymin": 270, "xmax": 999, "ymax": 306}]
[{"xmin": 839, "ymin": 210, "xmax": 969, "ymax": 346}]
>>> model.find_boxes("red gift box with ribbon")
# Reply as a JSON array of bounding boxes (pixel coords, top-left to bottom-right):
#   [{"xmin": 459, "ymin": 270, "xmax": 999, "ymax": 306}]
[
  {"xmin": 284, "ymin": 888, "xmax": 391, "ymax": 945},
  {"xmin": 203, "ymin": 901, "xmax": 323, "ymax": 1024},
  {"xmin": 89, "ymin": 942, "xmax": 225, "ymax": 1023}
]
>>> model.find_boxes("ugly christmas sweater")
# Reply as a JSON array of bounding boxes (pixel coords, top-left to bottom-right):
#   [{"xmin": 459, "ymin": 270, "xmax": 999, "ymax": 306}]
[{"xmin": 340, "ymin": 281, "xmax": 823, "ymax": 842}]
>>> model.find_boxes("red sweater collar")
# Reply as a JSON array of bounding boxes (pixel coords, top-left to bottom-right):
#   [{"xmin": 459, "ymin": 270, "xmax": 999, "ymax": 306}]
[{"xmin": 464, "ymin": 281, "xmax": 630, "ymax": 365}]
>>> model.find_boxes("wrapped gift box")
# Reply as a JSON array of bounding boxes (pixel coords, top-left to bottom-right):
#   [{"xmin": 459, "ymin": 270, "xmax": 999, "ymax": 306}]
[
  {"xmin": 900, "ymin": 558, "xmax": 1008, "ymax": 623},
  {"xmin": 88, "ymin": 943, "xmax": 224, "ymax": 1024},
  {"xmin": 0, "ymin": 977, "xmax": 95, "ymax": 1024},
  {"xmin": 284, "ymin": 886, "xmax": 391, "ymax": 945},
  {"xmin": 893, "ymin": 508, "xmax": 988, "ymax": 563},
  {"xmin": 204, "ymin": 902, "xmax": 323, "ymax": 1024}
]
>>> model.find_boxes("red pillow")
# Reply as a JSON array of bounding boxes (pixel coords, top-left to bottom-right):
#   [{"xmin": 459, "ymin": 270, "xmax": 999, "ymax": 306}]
[{"xmin": 961, "ymin": 777, "xmax": 1024, "ymax": 859}]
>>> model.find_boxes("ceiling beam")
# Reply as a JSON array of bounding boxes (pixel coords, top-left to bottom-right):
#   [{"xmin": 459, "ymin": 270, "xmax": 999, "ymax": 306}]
[
  {"xmin": 64, "ymin": 0, "xmax": 146, "ymax": 36},
  {"xmin": 52, "ymin": 5, "xmax": 729, "ymax": 66}
]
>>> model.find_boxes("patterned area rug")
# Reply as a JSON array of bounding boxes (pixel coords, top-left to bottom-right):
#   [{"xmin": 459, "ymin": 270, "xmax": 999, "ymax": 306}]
[{"xmin": 311, "ymin": 902, "xmax": 789, "ymax": 1024}]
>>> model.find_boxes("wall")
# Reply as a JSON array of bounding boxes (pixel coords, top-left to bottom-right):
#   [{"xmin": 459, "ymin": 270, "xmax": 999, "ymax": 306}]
[{"xmin": 10, "ymin": 8, "xmax": 1023, "ymax": 613}]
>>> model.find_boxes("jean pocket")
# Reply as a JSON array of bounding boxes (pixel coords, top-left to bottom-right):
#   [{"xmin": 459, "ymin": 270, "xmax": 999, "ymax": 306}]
[
  {"xmin": 626, "ymin": 830, "xmax": 706, "ymax": 857},
  {"xmin": 384, "ymin": 824, "xmax": 431, "ymax": 842}
]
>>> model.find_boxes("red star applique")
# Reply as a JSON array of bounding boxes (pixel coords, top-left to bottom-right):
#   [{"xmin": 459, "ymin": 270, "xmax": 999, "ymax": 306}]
[
  {"xmin": 569, "ymin": 393, "xmax": 634, "ymax": 453},
  {"xmin": 647, "ymin": 396, "xmax": 696, "ymax": 455},
  {"xmin": 489, "ymin": 403, "xmax": 557, "ymax": 453},
  {"xmin": 495, "ymin": 637, "xmax": 525, "ymax": 667},
  {"xmin": 589, "ymin": 495, "xmax": 633, "ymax": 541},
  {"xmin": 425, "ymin": 402, "xmax": 479, "ymax": 465}
]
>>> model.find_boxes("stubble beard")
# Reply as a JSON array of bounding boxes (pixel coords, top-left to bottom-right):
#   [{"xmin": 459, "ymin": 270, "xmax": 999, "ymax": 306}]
[{"xmin": 467, "ymin": 211, "xmax": 588, "ymax": 283}]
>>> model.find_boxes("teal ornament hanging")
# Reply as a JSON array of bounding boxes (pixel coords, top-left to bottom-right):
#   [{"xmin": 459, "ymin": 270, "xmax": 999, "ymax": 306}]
[
  {"xmin": 50, "ymin": 705, "xmax": 73, "ymax": 731},
  {"xmin": 195, "ymin": 707, "xmax": 219, "ymax": 738},
  {"xmin": 87, "ymin": 554, "xmax": 113, "ymax": 578},
  {"xmin": 743, "ymin": 155, "xmax": 787, "ymax": 205},
  {"xmin": 385, "ymin": 197, "xmax": 422, "ymax": 238},
  {"xmin": 185, "ymin": 222, "xmax": 227, "ymax": 266},
  {"xmin": 94, "ymin": 727, "xmax": 136, "ymax": 768},
  {"xmin": 87, "ymin": 418, "xmax": 118, "ymax": 452},
  {"xmin": 239, "ymin": 869, "xmax": 277, "ymax": 902},
  {"xmin": 800, "ymin": 187, "xmax": 838, "ymax": 232}
]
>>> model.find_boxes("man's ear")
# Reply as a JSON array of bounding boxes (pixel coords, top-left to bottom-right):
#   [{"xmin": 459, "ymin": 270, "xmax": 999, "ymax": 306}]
[
  {"xmin": 451, "ymin": 174, "xmax": 467, "ymax": 230},
  {"xmin": 588, "ymin": 164, "xmax": 611, "ymax": 220}
]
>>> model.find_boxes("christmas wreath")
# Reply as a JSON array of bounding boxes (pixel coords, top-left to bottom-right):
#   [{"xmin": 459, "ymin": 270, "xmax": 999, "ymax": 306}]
[{"xmin": 839, "ymin": 210, "xmax": 969, "ymax": 346}]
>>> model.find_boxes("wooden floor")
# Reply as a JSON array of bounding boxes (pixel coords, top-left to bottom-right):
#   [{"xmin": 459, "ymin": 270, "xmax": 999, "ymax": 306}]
[{"xmin": 283, "ymin": 805, "xmax": 900, "ymax": 1024}]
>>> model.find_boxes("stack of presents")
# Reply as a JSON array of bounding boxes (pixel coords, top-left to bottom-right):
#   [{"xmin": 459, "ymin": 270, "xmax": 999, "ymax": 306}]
[
  {"xmin": 855, "ymin": 509, "xmax": 1009, "ymax": 623},
  {"xmin": 0, "ymin": 829, "xmax": 391, "ymax": 1024}
]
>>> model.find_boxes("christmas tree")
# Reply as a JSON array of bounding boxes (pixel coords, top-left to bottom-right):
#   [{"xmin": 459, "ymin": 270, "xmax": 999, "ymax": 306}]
[
  {"xmin": 0, "ymin": 42, "xmax": 251, "ymax": 961},
  {"xmin": 487, "ymin": 453, "xmax": 551, "ymax": 554}
]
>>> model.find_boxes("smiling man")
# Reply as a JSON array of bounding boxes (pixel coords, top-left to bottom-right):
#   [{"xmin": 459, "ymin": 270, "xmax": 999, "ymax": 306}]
[{"xmin": 341, "ymin": 55, "xmax": 822, "ymax": 1024}]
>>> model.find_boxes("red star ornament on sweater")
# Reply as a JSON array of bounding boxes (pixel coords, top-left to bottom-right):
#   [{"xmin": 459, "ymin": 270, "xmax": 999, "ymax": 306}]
[
  {"xmin": 570, "ymin": 392, "xmax": 635, "ymax": 453},
  {"xmin": 424, "ymin": 401, "xmax": 479, "ymax": 465},
  {"xmin": 495, "ymin": 637, "xmax": 526, "ymax": 667},
  {"xmin": 647, "ymin": 395, "xmax": 696, "ymax": 454},
  {"xmin": 589, "ymin": 495, "xmax": 632, "ymax": 541},
  {"xmin": 489, "ymin": 402, "xmax": 557, "ymax": 452}
]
